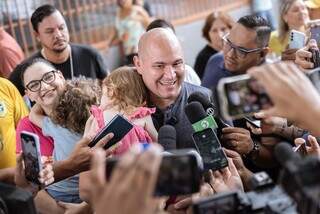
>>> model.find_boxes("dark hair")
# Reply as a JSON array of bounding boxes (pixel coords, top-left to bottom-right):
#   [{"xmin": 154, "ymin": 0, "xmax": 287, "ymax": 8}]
[
  {"xmin": 146, "ymin": 19, "xmax": 175, "ymax": 33},
  {"xmin": 20, "ymin": 58, "xmax": 56, "ymax": 87},
  {"xmin": 31, "ymin": 4, "xmax": 58, "ymax": 32},
  {"xmin": 237, "ymin": 15, "xmax": 272, "ymax": 48},
  {"xmin": 202, "ymin": 11, "xmax": 234, "ymax": 42}
]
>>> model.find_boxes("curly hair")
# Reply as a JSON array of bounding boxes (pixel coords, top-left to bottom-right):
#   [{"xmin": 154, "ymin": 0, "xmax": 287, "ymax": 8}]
[
  {"xmin": 102, "ymin": 66, "xmax": 147, "ymax": 113},
  {"xmin": 51, "ymin": 77, "xmax": 101, "ymax": 134}
]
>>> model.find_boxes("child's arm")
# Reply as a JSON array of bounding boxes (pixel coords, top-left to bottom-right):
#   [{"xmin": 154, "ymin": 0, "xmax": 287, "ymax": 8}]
[
  {"xmin": 144, "ymin": 115, "xmax": 158, "ymax": 143},
  {"xmin": 29, "ymin": 103, "xmax": 45, "ymax": 128}
]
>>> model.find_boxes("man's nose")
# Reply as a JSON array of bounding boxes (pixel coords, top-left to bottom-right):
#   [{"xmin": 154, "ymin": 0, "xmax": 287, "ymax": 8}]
[
  {"xmin": 54, "ymin": 28, "xmax": 63, "ymax": 38},
  {"xmin": 163, "ymin": 66, "xmax": 176, "ymax": 79}
]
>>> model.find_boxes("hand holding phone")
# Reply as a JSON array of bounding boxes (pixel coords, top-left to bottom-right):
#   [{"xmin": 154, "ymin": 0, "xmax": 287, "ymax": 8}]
[
  {"xmin": 88, "ymin": 114, "xmax": 133, "ymax": 149},
  {"xmin": 20, "ymin": 131, "xmax": 42, "ymax": 185},
  {"xmin": 106, "ymin": 149, "xmax": 202, "ymax": 196},
  {"xmin": 217, "ymin": 74, "xmax": 273, "ymax": 120}
]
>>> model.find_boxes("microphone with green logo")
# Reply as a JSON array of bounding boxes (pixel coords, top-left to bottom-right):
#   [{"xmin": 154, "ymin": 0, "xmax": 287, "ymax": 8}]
[{"xmin": 185, "ymin": 101, "xmax": 228, "ymax": 171}]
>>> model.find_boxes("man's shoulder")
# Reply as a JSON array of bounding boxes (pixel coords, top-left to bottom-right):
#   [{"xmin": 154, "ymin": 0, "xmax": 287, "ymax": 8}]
[
  {"xmin": 183, "ymin": 82, "xmax": 211, "ymax": 97},
  {"xmin": 208, "ymin": 52, "xmax": 224, "ymax": 65},
  {"xmin": 71, "ymin": 43, "xmax": 100, "ymax": 57}
]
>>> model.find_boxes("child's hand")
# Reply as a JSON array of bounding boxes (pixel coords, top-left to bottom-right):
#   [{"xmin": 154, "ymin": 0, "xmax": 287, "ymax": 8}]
[{"xmin": 83, "ymin": 116, "xmax": 99, "ymax": 140}]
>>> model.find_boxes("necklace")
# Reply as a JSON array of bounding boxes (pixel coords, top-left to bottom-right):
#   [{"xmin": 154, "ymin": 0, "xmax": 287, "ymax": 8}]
[{"xmin": 41, "ymin": 45, "xmax": 74, "ymax": 79}]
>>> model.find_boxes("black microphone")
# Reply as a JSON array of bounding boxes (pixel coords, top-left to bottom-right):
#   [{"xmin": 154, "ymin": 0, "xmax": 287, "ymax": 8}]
[
  {"xmin": 187, "ymin": 92, "xmax": 215, "ymax": 116},
  {"xmin": 184, "ymin": 101, "xmax": 228, "ymax": 171},
  {"xmin": 274, "ymin": 143, "xmax": 300, "ymax": 167},
  {"xmin": 158, "ymin": 125, "xmax": 176, "ymax": 151}
]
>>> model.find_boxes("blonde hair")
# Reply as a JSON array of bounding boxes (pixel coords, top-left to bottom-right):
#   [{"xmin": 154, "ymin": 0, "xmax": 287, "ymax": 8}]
[
  {"xmin": 279, "ymin": 0, "xmax": 302, "ymax": 42},
  {"xmin": 102, "ymin": 66, "xmax": 147, "ymax": 112}
]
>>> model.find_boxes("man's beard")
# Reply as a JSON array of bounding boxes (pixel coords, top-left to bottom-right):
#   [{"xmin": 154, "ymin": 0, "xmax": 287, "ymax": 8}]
[{"xmin": 52, "ymin": 44, "xmax": 68, "ymax": 53}]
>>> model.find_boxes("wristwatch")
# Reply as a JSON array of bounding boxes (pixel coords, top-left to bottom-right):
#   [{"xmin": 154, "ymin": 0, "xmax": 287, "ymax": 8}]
[{"xmin": 244, "ymin": 141, "xmax": 260, "ymax": 160}]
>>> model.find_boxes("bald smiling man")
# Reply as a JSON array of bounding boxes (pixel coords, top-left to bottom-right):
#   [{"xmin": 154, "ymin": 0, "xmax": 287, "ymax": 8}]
[{"xmin": 134, "ymin": 28, "xmax": 211, "ymax": 149}]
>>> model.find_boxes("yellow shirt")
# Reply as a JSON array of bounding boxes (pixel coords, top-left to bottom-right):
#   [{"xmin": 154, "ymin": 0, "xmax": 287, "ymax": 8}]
[
  {"xmin": 269, "ymin": 31, "xmax": 289, "ymax": 56},
  {"xmin": 0, "ymin": 78, "xmax": 28, "ymax": 168}
]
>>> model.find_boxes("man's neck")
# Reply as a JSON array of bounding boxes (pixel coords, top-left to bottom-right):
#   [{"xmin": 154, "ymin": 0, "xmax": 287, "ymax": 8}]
[
  {"xmin": 42, "ymin": 45, "xmax": 70, "ymax": 64},
  {"xmin": 149, "ymin": 93, "xmax": 177, "ymax": 110}
]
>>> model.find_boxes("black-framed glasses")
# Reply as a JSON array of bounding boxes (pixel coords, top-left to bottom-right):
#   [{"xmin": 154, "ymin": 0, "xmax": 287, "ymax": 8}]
[
  {"xmin": 25, "ymin": 70, "xmax": 57, "ymax": 92},
  {"xmin": 222, "ymin": 33, "xmax": 262, "ymax": 58}
]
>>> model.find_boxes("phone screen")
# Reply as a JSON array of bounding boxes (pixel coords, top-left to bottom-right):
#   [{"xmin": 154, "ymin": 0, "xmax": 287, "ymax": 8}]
[
  {"xmin": 223, "ymin": 77, "xmax": 272, "ymax": 119},
  {"xmin": 88, "ymin": 114, "xmax": 133, "ymax": 149},
  {"xmin": 192, "ymin": 128, "xmax": 228, "ymax": 171},
  {"xmin": 106, "ymin": 151, "xmax": 201, "ymax": 196},
  {"xmin": 311, "ymin": 26, "xmax": 320, "ymax": 47},
  {"xmin": 20, "ymin": 132, "xmax": 42, "ymax": 184}
]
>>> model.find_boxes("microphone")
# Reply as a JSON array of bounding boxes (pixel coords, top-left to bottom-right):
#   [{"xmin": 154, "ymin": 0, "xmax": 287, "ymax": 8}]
[
  {"xmin": 184, "ymin": 101, "xmax": 228, "ymax": 171},
  {"xmin": 187, "ymin": 92, "xmax": 230, "ymax": 129},
  {"xmin": 274, "ymin": 143, "xmax": 300, "ymax": 167},
  {"xmin": 187, "ymin": 92, "xmax": 215, "ymax": 116},
  {"xmin": 158, "ymin": 125, "xmax": 176, "ymax": 151}
]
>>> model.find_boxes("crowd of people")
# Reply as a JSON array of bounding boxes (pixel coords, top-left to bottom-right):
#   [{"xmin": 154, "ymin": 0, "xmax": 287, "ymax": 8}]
[{"xmin": 1, "ymin": 0, "xmax": 320, "ymax": 213}]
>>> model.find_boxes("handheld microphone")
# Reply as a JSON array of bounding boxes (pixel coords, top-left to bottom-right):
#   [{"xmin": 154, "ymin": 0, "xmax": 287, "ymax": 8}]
[
  {"xmin": 158, "ymin": 125, "xmax": 177, "ymax": 151},
  {"xmin": 187, "ymin": 92, "xmax": 231, "ymax": 129},
  {"xmin": 184, "ymin": 101, "xmax": 228, "ymax": 171},
  {"xmin": 187, "ymin": 92, "xmax": 215, "ymax": 116}
]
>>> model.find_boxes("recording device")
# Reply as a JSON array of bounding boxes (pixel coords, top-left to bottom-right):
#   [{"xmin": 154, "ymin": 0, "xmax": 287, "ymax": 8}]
[
  {"xmin": 289, "ymin": 30, "xmax": 305, "ymax": 49},
  {"xmin": 88, "ymin": 114, "xmax": 133, "ymax": 149},
  {"xmin": 0, "ymin": 182, "xmax": 36, "ymax": 214},
  {"xmin": 20, "ymin": 131, "xmax": 42, "ymax": 185},
  {"xmin": 310, "ymin": 20, "xmax": 320, "ymax": 46},
  {"xmin": 217, "ymin": 74, "xmax": 272, "ymax": 120},
  {"xmin": 275, "ymin": 143, "xmax": 320, "ymax": 214},
  {"xmin": 192, "ymin": 143, "xmax": 320, "ymax": 214},
  {"xmin": 192, "ymin": 172, "xmax": 296, "ymax": 214},
  {"xmin": 293, "ymin": 142, "xmax": 307, "ymax": 157},
  {"xmin": 158, "ymin": 125, "xmax": 176, "ymax": 150},
  {"xmin": 309, "ymin": 48, "xmax": 320, "ymax": 68},
  {"xmin": 105, "ymin": 149, "xmax": 202, "ymax": 196},
  {"xmin": 244, "ymin": 116, "xmax": 261, "ymax": 128},
  {"xmin": 185, "ymin": 101, "xmax": 228, "ymax": 171},
  {"xmin": 306, "ymin": 67, "xmax": 320, "ymax": 92}
]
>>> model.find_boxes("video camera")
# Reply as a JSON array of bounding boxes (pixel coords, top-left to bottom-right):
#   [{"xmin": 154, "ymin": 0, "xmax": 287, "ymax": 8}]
[{"xmin": 192, "ymin": 143, "xmax": 320, "ymax": 214}]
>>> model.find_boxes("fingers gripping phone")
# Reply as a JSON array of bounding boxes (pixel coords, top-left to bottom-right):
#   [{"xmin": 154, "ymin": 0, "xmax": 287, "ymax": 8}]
[
  {"xmin": 88, "ymin": 114, "xmax": 133, "ymax": 149},
  {"xmin": 105, "ymin": 149, "xmax": 202, "ymax": 196},
  {"xmin": 217, "ymin": 74, "xmax": 273, "ymax": 120},
  {"xmin": 20, "ymin": 131, "xmax": 42, "ymax": 185},
  {"xmin": 289, "ymin": 30, "xmax": 305, "ymax": 49},
  {"xmin": 293, "ymin": 142, "xmax": 307, "ymax": 157}
]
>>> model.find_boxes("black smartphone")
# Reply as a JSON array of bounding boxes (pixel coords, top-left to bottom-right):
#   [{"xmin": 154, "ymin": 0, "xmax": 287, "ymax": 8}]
[
  {"xmin": 192, "ymin": 128, "xmax": 228, "ymax": 171},
  {"xmin": 310, "ymin": 21, "xmax": 320, "ymax": 46},
  {"xmin": 244, "ymin": 116, "xmax": 261, "ymax": 128},
  {"xmin": 306, "ymin": 67, "xmax": 320, "ymax": 92},
  {"xmin": 88, "ymin": 114, "xmax": 133, "ymax": 149},
  {"xmin": 105, "ymin": 149, "xmax": 202, "ymax": 196},
  {"xmin": 20, "ymin": 131, "xmax": 42, "ymax": 185},
  {"xmin": 217, "ymin": 74, "xmax": 272, "ymax": 120}
]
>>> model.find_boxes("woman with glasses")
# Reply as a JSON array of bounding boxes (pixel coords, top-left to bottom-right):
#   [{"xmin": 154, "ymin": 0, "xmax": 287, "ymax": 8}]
[
  {"xmin": 269, "ymin": 0, "xmax": 309, "ymax": 60},
  {"xmin": 194, "ymin": 12, "xmax": 234, "ymax": 79}
]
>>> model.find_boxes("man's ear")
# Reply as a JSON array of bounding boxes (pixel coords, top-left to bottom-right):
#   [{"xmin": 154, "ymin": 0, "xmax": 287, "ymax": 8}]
[
  {"xmin": 133, "ymin": 55, "xmax": 143, "ymax": 75},
  {"xmin": 260, "ymin": 47, "xmax": 270, "ymax": 58},
  {"xmin": 33, "ymin": 30, "xmax": 40, "ymax": 42}
]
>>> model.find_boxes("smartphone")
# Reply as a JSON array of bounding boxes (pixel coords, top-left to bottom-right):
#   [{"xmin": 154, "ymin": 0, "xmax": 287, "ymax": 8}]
[
  {"xmin": 105, "ymin": 149, "xmax": 202, "ymax": 196},
  {"xmin": 293, "ymin": 142, "xmax": 307, "ymax": 157},
  {"xmin": 20, "ymin": 131, "xmax": 42, "ymax": 185},
  {"xmin": 289, "ymin": 30, "xmax": 305, "ymax": 49},
  {"xmin": 88, "ymin": 114, "xmax": 133, "ymax": 149},
  {"xmin": 217, "ymin": 74, "xmax": 273, "ymax": 120},
  {"xmin": 192, "ymin": 128, "xmax": 228, "ymax": 171},
  {"xmin": 306, "ymin": 67, "xmax": 320, "ymax": 92},
  {"xmin": 309, "ymin": 20, "xmax": 320, "ymax": 46},
  {"xmin": 244, "ymin": 116, "xmax": 261, "ymax": 128}
]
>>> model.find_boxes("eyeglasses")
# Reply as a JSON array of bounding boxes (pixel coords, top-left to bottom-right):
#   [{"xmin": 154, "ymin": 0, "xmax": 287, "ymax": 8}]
[
  {"xmin": 25, "ymin": 70, "xmax": 57, "ymax": 92},
  {"xmin": 222, "ymin": 33, "xmax": 262, "ymax": 58}
]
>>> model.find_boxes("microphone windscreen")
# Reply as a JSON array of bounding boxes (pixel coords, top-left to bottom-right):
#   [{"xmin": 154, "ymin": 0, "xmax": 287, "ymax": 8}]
[
  {"xmin": 158, "ymin": 125, "xmax": 176, "ymax": 150},
  {"xmin": 274, "ymin": 143, "xmax": 300, "ymax": 167},
  {"xmin": 184, "ymin": 101, "xmax": 207, "ymax": 124},
  {"xmin": 187, "ymin": 92, "xmax": 214, "ymax": 110}
]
